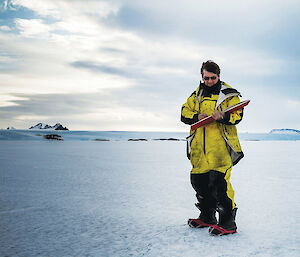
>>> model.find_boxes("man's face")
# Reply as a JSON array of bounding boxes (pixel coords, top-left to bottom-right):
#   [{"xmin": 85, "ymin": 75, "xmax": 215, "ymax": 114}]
[{"xmin": 202, "ymin": 69, "xmax": 219, "ymax": 87}]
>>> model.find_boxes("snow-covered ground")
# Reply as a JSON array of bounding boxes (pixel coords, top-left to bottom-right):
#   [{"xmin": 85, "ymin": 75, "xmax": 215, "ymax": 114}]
[{"xmin": 0, "ymin": 140, "xmax": 299, "ymax": 256}]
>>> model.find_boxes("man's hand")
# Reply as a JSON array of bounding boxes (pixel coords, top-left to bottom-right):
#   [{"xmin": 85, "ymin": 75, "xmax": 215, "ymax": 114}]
[
  {"xmin": 198, "ymin": 113, "xmax": 208, "ymax": 121},
  {"xmin": 212, "ymin": 111, "xmax": 225, "ymax": 121}
]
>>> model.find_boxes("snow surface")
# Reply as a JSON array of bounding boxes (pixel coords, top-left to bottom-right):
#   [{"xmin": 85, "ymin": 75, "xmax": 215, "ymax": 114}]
[{"xmin": 0, "ymin": 140, "xmax": 300, "ymax": 256}]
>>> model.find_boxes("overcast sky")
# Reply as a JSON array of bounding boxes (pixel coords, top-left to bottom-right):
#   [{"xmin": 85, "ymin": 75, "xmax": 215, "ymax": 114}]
[{"xmin": 0, "ymin": 0, "xmax": 299, "ymax": 132}]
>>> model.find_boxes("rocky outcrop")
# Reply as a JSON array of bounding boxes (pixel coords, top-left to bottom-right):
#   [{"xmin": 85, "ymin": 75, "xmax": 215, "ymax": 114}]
[
  {"xmin": 153, "ymin": 138, "xmax": 180, "ymax": 141},
  {"xmin": 43, "ymin": 134, "xmax": 63, "ymax": 140}
]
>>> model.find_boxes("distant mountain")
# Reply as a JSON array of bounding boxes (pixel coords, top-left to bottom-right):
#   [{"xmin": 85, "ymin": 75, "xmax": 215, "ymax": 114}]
[
  {"xmin": 29, "ymin": 123, "xmax": 69, "ymax": 130},
  {"xmin": 270, "ymin": 129, "xmax": 300, "ymax": 134},
  {"xmin": 29, "ymin": 123, "xmax": 47, "ymax": 130}
]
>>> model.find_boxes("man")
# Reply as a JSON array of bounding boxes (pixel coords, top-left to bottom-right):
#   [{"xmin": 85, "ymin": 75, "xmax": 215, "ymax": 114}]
[{"xmin": 181, "ymin": 60, "xmax": 244, "ymax": 236}]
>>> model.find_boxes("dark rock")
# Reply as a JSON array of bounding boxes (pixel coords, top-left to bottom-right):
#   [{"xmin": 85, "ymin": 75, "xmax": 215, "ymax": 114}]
[
  {"xmin": 167, "ymin": 138, "xmax": 180, "ymax": 141},
  {"xmin": 153, "ymin": 138, "xmax": 180, "ymax": 141},
  {"xmin": 43, "ymin": 134, "xmax": 63, "ymax": 140},
  {"xmin": 94, "ymin": 139, "xmax": 110, "ymax": 141},
  {"xmin": 128, "ymin": 138, "xmax": 148, "ymax": 141}
]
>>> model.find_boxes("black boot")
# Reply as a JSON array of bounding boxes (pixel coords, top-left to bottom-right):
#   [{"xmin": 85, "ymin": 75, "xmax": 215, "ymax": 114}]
[
  {"xmin": 189, "ymin": 173, "xmax": 217, "ymax": 228},
  {"xmin": 188, "ymin": 203, "xmax": 217, "ymax": 228},
  {"xmin": 209, "ymin": 208, "xmax": 238, "ymax": 235},
  {"xmin": 220, "ymin": 207, "xmax": 237, "ymax": 229}
]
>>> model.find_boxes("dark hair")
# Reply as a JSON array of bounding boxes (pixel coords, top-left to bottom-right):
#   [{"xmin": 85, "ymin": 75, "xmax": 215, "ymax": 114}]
[{"xmin": 201, "ymin": 60, "xmax": 220, "ymax": 75}]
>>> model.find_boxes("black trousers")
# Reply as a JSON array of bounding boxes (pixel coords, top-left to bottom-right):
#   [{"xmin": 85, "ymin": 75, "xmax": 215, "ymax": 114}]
[{"xmin": 190, "ymin": 171, "xmax": 235, "ymax": 213}]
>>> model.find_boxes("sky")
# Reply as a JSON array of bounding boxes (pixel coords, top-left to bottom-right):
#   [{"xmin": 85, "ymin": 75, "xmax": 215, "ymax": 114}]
[{"xmin": 0, "ymin": 0, "xmax": 299, "ymax": 132}]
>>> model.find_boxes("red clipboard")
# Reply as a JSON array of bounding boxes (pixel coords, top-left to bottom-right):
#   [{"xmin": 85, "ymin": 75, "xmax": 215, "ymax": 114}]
[{"xmin": 191, "ymin": 100, "xmax": 250, "ymax": 131}]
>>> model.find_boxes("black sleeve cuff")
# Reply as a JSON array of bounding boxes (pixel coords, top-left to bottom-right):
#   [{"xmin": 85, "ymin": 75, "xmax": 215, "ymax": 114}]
[
  {"xmin": 181, "ymin": 113, "xmax": 199, "ymax": 125},
  {"xmin": 217, "ymin": 110, "xmax": 243, "ymax": 125},
  {"xmin": 216, "ymin": 112, "xmax": 230, "ymax": 124}
]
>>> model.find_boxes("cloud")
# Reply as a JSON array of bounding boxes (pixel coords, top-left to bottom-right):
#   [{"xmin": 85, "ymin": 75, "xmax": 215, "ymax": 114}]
[
  {"xmin": 10, "ymin": 0, "xmax": 119, "ymax": 19},
  {"xmin": 15, "ymin": 18, "xmax": 51, "ymax": 37},
  {"xmin": 0, "ymin": 90, "xmax": 185, "ymax": 131},
  {"xmin": 106, "ymin": 1, "xmax": 300, "ymax": 59},
  {"xmin": 8, "ymin": 0, "xmax": 64, "ymax": 19},
  {"xmin": 0, "ymin": 25, "xmax": 11, "ymax": 31},
  {"xmin": 71, "ymin": 61, "xmax": 133, "ymax": 78},
  {"xmin": 0, "ymin": 0, "xmax": 299, "ymax": 131}
]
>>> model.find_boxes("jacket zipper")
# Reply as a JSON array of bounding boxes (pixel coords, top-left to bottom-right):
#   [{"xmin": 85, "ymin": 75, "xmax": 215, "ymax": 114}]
[{"xmin": 203, "ymin": 127, "xmax": 206, "ymax": 154}]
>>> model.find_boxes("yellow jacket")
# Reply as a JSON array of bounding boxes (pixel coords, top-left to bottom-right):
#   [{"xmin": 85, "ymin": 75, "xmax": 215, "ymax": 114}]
[{"xmin": 181, "ymin": 81, "xmax": 244, "ymax": 174}]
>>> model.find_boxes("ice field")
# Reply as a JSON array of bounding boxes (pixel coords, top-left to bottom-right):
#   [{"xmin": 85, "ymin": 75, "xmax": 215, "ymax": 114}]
[{"xmin": 1, "ymin": 138, "xmax": 300, "ymax": 256}]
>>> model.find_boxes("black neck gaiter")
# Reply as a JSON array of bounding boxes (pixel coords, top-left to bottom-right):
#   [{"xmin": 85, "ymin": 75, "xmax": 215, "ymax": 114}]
[{"xmin": 202, "ymin": 80, "xmax": 221, "ymax": 97}]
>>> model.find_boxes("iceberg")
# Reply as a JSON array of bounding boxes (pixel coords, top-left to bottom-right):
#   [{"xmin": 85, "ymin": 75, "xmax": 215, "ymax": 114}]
[{"xmin": 270, "ymin": 128, "xmax": 300, "ymax": 134}]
